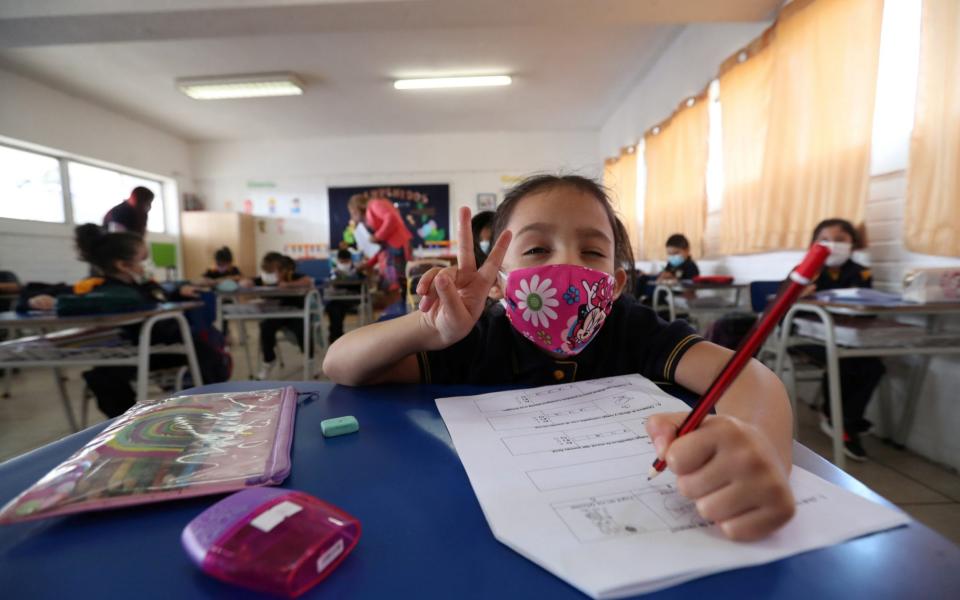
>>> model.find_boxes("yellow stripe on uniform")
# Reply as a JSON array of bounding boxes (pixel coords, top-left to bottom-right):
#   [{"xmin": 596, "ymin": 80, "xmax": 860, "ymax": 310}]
[{"xmin": 663, "ymin": 334, "xmax": 701, "ymax": 380}]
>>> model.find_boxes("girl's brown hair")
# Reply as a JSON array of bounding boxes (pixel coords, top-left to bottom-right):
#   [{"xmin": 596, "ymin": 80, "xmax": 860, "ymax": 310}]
[{"xmin": 491, "ymin": 174, "xmax": 635, "ymax": 270}]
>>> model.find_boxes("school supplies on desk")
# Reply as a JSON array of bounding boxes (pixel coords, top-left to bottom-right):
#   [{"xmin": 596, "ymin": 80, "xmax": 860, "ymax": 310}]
[
  {"xmin": 0, "ymin": 387, "xmax": 298, "ymax": 524},
  {"xmin": 810, "ymin": 287, "xmax": 907, "ymax": 306},
  {"xmin": 435, "ymin": 375, "xmax": 909, "ymax": 599},
  {"xmin": 183, "ymin": 488, "xmax": 360, "ymax": 598}
]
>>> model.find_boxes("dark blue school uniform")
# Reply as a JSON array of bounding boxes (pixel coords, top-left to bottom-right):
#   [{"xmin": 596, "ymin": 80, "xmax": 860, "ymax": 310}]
[
  {"xmin": 802, "ymin": 259, "xmax": 885, "ymax": 433},
  {"xmin": 417, "ymin": 295, "xmax": 703, "ymax": 397}
]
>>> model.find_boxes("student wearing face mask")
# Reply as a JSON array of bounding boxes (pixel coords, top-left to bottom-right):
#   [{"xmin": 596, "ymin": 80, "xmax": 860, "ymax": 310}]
[
  {"xmin": 471, "ymin": 211, "xmax": 495, "ymax": 268},
  {"xmin": 325, "ymin": 249, "xmax": 364, "ymax": 345},
  {"xmin": 325, "ymin": 175, "xmax": 798, "ymax": 542},
  {"xmin": 202, "ymin": 247, "xmax": 242, "ymax": 282},
  {"xmin": 656, "ymin": 234, "xmax": 700, "ymax": 283},
  {"xmin": 25, "ymin": 224, "xmax": 221, "ymax": 417},
  {"xmin": 795, "ymin": 218, "xmax": 883, "ymax": 461},
  {"xmin": 249, "ymin": 254, "xmax": 315, "ymax": 380}
]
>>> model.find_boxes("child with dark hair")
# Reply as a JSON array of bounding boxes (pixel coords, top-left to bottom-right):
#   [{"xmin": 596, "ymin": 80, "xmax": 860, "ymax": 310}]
[
  {"xmin": 471, "ymin": 211, "xmax": 496, "ymax": 268},
  {"xmin": 27, "ymin": 224, "xmax": 226, "ymax": 417},
  {"xmin": 325, "ymin": 249, "xmax": 364, "ymax": 345},
  {"xmin": 656, "ymin": 233, "xmax": 700, "ymax": 283},
  {"xmin": 202, "ymin": 246, "xmax": 241, "ymax": 281},
  {"xmin": 246, "ymin": 253, "xmax": 314, "ymax": 380},
  {"xmin": 797, "ymin": 218, "xmax": 882, "ymax": 461},
  {"xmin": 325, "ymin": 174, "xmax": 797, "ymax": 542}
]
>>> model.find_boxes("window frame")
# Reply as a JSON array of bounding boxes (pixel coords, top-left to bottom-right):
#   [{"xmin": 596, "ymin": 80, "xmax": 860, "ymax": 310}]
[
  {"xmin": 0, "ymin": 139, "xmax": 168, "ymax": 234},
  {"xmin": 0, "ymin": 141, "xmax": 70, "ymax": 225}
]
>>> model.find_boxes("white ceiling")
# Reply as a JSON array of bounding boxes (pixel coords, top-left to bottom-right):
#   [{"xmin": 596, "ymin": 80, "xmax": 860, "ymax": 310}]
[{"xmin": 0, "ymin": 0, "xmax": 779, "ymax": 142}]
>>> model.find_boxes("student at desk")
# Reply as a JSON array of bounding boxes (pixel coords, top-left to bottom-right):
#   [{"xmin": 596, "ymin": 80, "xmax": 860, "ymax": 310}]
[
  {"xmin": 795, "ymin": 218, "xmax": 884, "ymax": 462},
  {"xmin": 326, "ymin": 174, "xmax": 797, "ymax": 541},
  {"xmin": 243, "ymin": 253, "xmax": 314, "ymax": 380},
  {"xmin": 201, "ymin": 246, "xmax": 242, "ymax": 283},
  {"xmin": 26, "ymin": 224, "xmax": 225, "ymax": 417},
  {"xmin": 325, "ymin": 249, "xmax": 365, "ymax": 345},
  {"xmin": 656, "ymin": 233, "xmax": 700, "ymax": 283}
]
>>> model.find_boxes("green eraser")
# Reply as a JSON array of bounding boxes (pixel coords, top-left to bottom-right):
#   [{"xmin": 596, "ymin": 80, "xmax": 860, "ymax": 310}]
[{"xmin": 321, "ymin": 416, "xmax": 359, "ymax": 438}]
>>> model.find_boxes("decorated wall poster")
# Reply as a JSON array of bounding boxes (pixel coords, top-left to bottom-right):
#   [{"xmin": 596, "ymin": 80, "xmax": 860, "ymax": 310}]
[{"xmin": 327, "ymin": 184, "xmax": 450, "ymax": 250}]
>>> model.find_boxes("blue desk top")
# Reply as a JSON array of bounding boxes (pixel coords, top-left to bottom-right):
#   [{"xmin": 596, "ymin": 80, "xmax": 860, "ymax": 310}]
[{"xmin": 1, "ymin": 381, "xmax": 958, "ymax": 599}]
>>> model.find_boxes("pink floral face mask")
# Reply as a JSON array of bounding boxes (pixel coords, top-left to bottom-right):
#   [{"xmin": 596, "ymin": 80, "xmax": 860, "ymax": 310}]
[{"xmin": 499, "ymin": 264, "xmax": 616, "ymax": 356}]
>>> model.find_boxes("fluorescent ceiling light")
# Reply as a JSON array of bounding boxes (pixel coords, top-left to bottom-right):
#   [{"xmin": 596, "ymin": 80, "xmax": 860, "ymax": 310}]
[
  {"xmin": 177, "ymin": 73, "xmax": 305, "ymax": 100},
  {"xmin": 394, "ymin": 75, "xmax": 512, "ymax": 90}
]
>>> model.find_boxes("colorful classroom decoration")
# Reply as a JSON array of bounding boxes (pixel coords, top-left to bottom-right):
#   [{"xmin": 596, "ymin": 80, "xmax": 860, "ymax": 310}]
[{"xmin": 327, "ymin": 184, "xmax": 450, "ymax": 250}]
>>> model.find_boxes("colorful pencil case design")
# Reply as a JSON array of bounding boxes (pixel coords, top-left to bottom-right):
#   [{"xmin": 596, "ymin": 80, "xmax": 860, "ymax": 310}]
[
  {"xmin": 183, "ymin": 488, "xmax": 361, "ymax": 597},
  {"xmin": 0, "ymin": 387, "xmax": 298, "ymax": 524}
]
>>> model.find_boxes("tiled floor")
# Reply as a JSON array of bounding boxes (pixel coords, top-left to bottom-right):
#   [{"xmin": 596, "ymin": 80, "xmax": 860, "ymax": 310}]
[{"xmin": 1, "ymin": 321, "xmax": 959, "ymax": 544}]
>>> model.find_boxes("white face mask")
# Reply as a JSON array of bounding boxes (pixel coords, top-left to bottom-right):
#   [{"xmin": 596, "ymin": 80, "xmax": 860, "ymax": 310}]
[
  {"xmin": 479, "ymin": 240, "xmax": 491, "ymax": 254},
  {"xmin": 819, "ymin": 241, "xmax": 852, "ymax": 267},
  {"xmin": 260, "ymin": 271, "xmax": 279, "ymax": 285}
]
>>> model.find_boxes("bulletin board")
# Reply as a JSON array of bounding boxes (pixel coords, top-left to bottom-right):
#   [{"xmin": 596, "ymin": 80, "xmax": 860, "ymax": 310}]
[{"xmin": 327, "ymin": 184, "xmax": 450, "ymax": 250}]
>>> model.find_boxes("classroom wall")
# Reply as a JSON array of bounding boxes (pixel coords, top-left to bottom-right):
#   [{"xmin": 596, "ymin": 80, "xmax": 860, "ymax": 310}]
[
  {"xmin": 190, "ymin": 130, "xmax": 601, "ymax": 257},
  {"xmin": 0, "ymin": 66, "xmax": 191, "ymax": 283},
  {"xmin": 599, "ymin": 22, "xmax": 770, "ymax": 158}
]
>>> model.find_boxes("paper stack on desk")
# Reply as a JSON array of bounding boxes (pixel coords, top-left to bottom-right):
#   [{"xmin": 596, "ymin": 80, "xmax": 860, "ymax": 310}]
[{"xmin": 436, "ymin": 375, "xmax": 909, "ymax": 598}]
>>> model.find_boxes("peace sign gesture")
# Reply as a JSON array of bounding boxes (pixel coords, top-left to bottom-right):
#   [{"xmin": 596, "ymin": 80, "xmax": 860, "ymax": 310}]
[{"xmin": 415, "ymin": 206, "xmax": 512, "ymax": 348}]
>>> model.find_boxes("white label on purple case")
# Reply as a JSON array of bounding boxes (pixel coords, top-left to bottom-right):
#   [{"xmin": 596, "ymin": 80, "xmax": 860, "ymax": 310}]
[
  {"xmin": 250, "ymin": 501, "xmax": 303, "ymax": 533},
  {"xmin": 316, "ymin": 538, "xmax": 345, "ymax": 573}
]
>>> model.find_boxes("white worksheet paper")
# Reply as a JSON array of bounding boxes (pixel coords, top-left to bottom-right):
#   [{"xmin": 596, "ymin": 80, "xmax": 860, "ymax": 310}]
[{"xmin": 435, "ymin": 375, "xmax": 909, "ymax": 598}]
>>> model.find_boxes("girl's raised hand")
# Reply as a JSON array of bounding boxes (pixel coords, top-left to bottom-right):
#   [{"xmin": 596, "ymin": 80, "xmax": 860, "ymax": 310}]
[{"xmin": 416, "ymin": 206, "xmax": 511, "ymax": 348}]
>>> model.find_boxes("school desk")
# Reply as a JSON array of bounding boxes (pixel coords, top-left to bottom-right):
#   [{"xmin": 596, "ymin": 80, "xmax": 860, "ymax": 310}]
[
  {"xmin": 0, "ymin": 381, "xmax": 958, "ymax": 600},
  {"xmin": 322, "ymin": 279, "xmax": 373, "ymax": 328},
  {"xmin": 774, "ymin": 298, "xmax": 960, "ymax": 469},
  {"xmin": 214, "ymin": 287, "xmax": 322, "ymax": 380},
  {"xmin": 652, "ymin": 281, "xmax": 747, "ymax": 324},
  {"xmin": 0, "ymin": 302, "xmax": 203, "ymax": 431}
]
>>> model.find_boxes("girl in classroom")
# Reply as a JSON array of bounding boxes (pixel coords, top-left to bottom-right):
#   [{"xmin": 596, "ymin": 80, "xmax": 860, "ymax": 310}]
[
  {"xmin": 25, "ymin": 224, "xmax": 224, "ymax": 417},
  {"xmin": 324, "ymin": 174, "xmax": 796, "ymax": 541},
  {"xmin": 244, "ymin": 253, "xmax": 314, "ymax": 380},
  {"xmin": 796, "ymin": 218, "xmax": 884, "ymax": 461}
]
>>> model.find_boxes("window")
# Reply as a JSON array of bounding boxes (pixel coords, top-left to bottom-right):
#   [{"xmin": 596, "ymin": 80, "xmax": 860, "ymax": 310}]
[
  {"xmin": 69, "ymin": 162, "xmax": 166, "ymax": 233},
  {"xmin": 0, "ymin": 145, "xmax": 65, "ymax": 223}
]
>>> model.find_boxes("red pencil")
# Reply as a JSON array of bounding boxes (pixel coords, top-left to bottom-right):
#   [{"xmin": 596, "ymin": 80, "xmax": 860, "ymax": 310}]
[{"xmin": 647, "ymin": 243, "xmax": 830, "ymax": 480}]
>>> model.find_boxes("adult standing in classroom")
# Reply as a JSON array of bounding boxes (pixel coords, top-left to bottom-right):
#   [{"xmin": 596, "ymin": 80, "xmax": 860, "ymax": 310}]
[
  {"xmin": 347, "ymin": 194, "xmax": 412, "ymax": 293},
  {"xmin": 103, "ymin": 186, "xmax": 154, "ymax": 236}
]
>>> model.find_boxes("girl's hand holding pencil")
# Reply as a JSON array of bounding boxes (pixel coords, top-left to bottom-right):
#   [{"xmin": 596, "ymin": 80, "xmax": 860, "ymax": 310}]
[{"xmin": 646, "ymin": 412, "xmax": 795, "ymax": 541}]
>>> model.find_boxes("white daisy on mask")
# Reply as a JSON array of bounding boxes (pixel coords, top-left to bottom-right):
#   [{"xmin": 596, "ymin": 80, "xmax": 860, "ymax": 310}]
[{"xmin": 514, "ymin": 274, "xmax": 559, "ymax": 328}]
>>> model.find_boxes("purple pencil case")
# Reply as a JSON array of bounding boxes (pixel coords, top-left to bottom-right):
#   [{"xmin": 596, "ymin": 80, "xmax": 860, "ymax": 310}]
[
  {"xmin": 183, "ymin": 488, "xmax": 360, "ymax": 597},
  {"xmin": 0, "ymin": 386, "xmax": 298, "ymax": 524}
]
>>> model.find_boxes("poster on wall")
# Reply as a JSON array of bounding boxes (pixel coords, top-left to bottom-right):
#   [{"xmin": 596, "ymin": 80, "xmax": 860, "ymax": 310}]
[{"xmin": 327, "ymin": 184, "xmax": 450, "ymax": 251}]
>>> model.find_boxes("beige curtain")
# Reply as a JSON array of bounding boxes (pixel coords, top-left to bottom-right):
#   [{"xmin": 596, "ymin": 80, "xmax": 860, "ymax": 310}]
[
  {"xmin": 721, "ymin": 0, "xmax": 884, "ymax": 253},
  {"xmin": 602, "ymin": 149, "xmax": 639, "ymax": 258},
  {"xmin": 642, "ymin": 96, "xmax": 709, "ymax": 260},
  {"xmin": 718, "ymin": 32, "xmax": 774, "ymax": 254},
  {"xmin": 905, "ymin": 0, "xmax": 960, "ymax": 257}
]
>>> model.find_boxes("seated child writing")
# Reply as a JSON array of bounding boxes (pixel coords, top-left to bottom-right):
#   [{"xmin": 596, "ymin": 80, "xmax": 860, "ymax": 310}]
[
  {"xmin": 656, "ymin": 233, "xmax": 699, "ymax": 283},
  {"xmin": 202, "ymin": 246, "xmax": 242, "ymax": 283},
  {"xmin": 324, "ymin": 175, "xmax": 795, "ymax": 541},
  {"xmin": 244, "ymin": 253, "xmax": 314, "ymax": 380}
]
